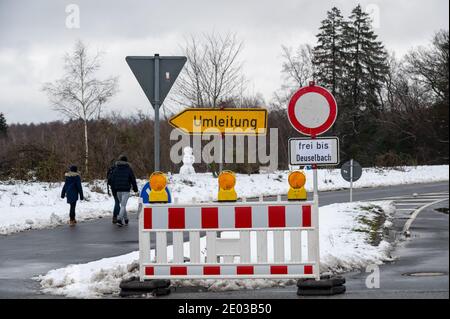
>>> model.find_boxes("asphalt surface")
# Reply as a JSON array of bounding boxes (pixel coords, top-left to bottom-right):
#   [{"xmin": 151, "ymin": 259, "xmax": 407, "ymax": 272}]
[
  {"xmin": 0, "ymin": 181, "xmax": 448, "ymax": 298},
  {"xmin": 167, "ymin": 198, "xmax": 449, "ymax": 299}
]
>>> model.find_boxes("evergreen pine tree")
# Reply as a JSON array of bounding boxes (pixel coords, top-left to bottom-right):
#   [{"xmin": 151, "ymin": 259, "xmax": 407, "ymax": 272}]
[
  {"xmin": 342, "ymin": 4, "xmax": 389, "ymax": 111},
  {"xmin": 0, "ymin": 113, "xmax": 7, "ymax": 137},
  {"xmin": 313, "ymin": 7, "xmax": 346, "ymax": 97}
]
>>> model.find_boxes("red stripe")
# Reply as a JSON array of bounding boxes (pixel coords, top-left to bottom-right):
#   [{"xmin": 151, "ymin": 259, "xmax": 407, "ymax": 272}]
[
  {"xmin": 170, "ymin": 266, "xmax": 187, "ymax": 276},
  {"xmin": 270, "ymin": 265, "xmax": 288, "ymax": 275},
  {"xmin": 168, "ymin": 207, "xmax": 185, "ymax": 229},
  {"xmin": 237, "ymin": 266, "xmax": 254, "ymax": 275},
  {"xmin": 235, "ymin": 206, "xmax": 252, "ymax": 228},
  {"xmin": 145, "ymin": 266, "xmax": 154, "ymax": 276},
  {"xmin": 143, "ymin": 207, "xmax": 152, "ymax": 229},
  {"xmin": 203, "ymin": 266, "xmax": 221, "ymax": 275},
  {"xmin": 201, "ymin": 207, "xmax": 218, "ymax": 228},
  {"xmin": 304, "ymin": 265, "xmax": 313, "ymax": 275},
  {"xmin": 268, "ymin": 206, "xmax": 286, "ymax": 227},
  {"xmin": 302, "ymin": 205, "xmax": 312, "ymax": 227}
]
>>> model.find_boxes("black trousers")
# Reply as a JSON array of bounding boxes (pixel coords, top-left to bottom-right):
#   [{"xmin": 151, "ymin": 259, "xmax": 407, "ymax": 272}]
[{"xmin": 69, "ymin": 202, "xmax": 76, "ymax": 220}]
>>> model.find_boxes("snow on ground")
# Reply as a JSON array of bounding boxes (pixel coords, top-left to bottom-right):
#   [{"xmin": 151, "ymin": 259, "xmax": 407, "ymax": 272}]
[
  {"xmin": 0, "ymin": 180, "xmax": 141, "ymax": 235},
  {"xmin": 1, "ymin": 165, "xmax": 447, "ymax": 235},
  {"xmin": 36, "ymin": 201, "xmax": 395, "ymax": 298}
]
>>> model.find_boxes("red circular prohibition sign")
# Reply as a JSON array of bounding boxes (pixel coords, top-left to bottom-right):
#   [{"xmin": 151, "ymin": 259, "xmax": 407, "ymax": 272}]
[{"xmin": 287, "ymin": 85, "xmax": 337, "ymax": 136}]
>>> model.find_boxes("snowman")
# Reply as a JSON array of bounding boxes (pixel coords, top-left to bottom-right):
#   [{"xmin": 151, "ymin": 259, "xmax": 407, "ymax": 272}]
[{"xmin": 179, "ymin": 146, "xmax": 196, "ymax": 175}]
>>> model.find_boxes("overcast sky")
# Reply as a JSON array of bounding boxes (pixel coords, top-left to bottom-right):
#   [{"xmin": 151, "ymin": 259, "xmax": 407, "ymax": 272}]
[{"xmin": 0, "ymin": 0, "xmax": 448, "ymax": 124}]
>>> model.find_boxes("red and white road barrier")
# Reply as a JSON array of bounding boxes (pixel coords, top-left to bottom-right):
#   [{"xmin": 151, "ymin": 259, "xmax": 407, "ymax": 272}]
[{"xmin": 138, "ymin": 197, "xmax": 320, "ymax": 280}]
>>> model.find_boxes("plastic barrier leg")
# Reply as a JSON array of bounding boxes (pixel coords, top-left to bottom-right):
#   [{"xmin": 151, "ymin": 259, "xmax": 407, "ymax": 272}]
[
  {"xmin": 297, "ymin": 275, "xmax": 346, "ymax": 296},
  {"xmin": 119, "ymin": 277, "xmax": 171, "ymax": 297}
]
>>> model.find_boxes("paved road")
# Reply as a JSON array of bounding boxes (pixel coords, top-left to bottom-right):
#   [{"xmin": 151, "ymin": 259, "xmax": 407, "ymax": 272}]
[
  {"xmin": 167, "ymin": 195, "xmax": 449, "ymax": 299},
  {"xmin": 0, "ymin": 181, "xmax": 448, "ymax": 298}
]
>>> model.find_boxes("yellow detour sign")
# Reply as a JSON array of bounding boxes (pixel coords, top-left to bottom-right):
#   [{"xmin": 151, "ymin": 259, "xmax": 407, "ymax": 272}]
[{"xmin": 169, "ymin": 108, "xmax": 267, "ymax": 135}]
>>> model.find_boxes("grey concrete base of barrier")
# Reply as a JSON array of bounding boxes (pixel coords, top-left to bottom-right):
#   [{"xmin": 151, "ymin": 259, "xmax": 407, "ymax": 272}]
[
  {"xmin": 297, "ymin": 275, "xmax": 346, "ymax": 296},
  {"xmin": 119, "ymin": 277, "xmax": 171, "ymax": 297}
]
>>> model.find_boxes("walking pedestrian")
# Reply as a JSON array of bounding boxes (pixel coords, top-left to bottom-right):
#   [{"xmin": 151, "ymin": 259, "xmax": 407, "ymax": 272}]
[
  {"xmin": 106, "ymin": 160, "xmax": 120, "ymax": 224},
  {"xmin": 110, "ymin": 155, "xmax": 138, "ymax": 226},
  {"xmin": 61, "ymin": 165, "xmax": 84, "ymax": 226}
]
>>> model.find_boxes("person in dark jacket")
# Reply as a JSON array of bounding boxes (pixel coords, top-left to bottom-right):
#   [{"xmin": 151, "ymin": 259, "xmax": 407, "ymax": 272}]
[
  {"xmin": 107, "ymin": 160, "xmax": 120, "ymax": 224},
  {"xmin": 61, "ymin": 165, "xmax": 84, "ymax": 226},
  {"xmin": 110, "ymin": 155, "xmax": 138, "ymax": 226}
]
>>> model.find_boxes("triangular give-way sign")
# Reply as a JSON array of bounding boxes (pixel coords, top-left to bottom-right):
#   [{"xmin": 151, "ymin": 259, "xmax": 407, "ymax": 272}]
[{"xmin": 126, "ymin": 55, "xmax": 187, "ymax": 107}]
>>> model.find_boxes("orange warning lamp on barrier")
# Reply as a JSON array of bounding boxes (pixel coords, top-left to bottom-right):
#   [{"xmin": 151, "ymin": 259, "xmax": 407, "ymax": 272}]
[
  {"xmin": 288, "ymin": 171, "xmax": 307, "ymax": 201},
  {"xmin": 218, "ymin": 170, "xmax": 237, "ymax": 202},
  {"xmin": 149, "ymin": 172, "xmax": 168, "ymax": 203}
]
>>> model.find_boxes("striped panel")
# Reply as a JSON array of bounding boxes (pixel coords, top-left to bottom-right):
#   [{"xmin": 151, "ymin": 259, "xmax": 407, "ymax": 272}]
[
  {"xmin": 142, "ymin": 204, "xmax": 314, "ymax": 230},
  {"xmin": 144, "ymin": 264, "xmax": 314, "ymax": 277}
]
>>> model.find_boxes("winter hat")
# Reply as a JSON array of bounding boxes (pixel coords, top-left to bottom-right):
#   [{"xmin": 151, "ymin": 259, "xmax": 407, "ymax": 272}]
[
  {"xmin": 119, "ymin": 155, "xmax": 128, "ymax": 162},
  {"xmin": 69, "ymin": 165, "xmax": 78, "ymax": 172}
]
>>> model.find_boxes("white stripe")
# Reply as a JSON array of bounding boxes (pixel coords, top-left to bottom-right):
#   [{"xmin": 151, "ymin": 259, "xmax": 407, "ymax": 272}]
[
  {"xmin": 188, "ymin": 265, "xmax": 203, "ymax": 276},
  {"xmin": 288, "ymin": 264, "xmax": 304, "ymax": 274},
  {"xmin": 154, "ymin": 266, "xmax": 170, "ymax": 276},
  {"xmin": 252, "ymin": 205, "xmax": 268, "ymax": 227},
  {"xmin": 254, "ymin": 265, "xmax": 270, "ymax": 274},
  {"xmin": 218, "ymin": 206, "xmax": 235, "ymax": 228},
  {"xmin": 222, "ymin": 265, "xmax": 235, "ymax": 275},
  {"xmin": 152, "ymin": 207, "xmax": 168, "ymax": 229},
  {"xmin": 286, "ymin": 204, "xmax": 302, "ymax": 227},
  {"xmin": 185, "ymin": 207, "xmax": 201, "ymax": 229}
]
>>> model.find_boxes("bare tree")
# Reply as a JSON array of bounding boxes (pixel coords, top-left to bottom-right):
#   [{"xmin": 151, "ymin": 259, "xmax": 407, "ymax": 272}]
[
  {"xmin": 43, "ymin": 41, "xmax": 118, "ymax": 176},
  {"xmin": 281, "ymin": 44, "xmax": 315, "ymax": 88},
  {"xmin": 405, "ymin": 29, "xmax": 449, "ymax": 103},
  {"xmin": 271, "ymin": 44, "xmax": 314, "ymax": 110},
  {"xmin": 175, "ymin": 32, "xmax": 246, "ymax": 108}
]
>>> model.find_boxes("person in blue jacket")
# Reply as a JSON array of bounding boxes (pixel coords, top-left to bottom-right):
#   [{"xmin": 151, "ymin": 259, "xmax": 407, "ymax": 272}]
[{"xmin": 61, "ymin": 165, "xmax": 84, "ymax": 226}]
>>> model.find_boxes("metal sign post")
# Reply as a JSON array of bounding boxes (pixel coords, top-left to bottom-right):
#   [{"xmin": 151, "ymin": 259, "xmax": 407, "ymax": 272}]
[
  {"xmin": 350, "ymin": 159, "xmax": 354, "ymax": 202},
  {"xmin": 310, "ymin": 135, "xmax": 320, "ymax": 281},
  {"xmin": 154, "ymin": 54, "xmax": 160, "ymax": 171}
]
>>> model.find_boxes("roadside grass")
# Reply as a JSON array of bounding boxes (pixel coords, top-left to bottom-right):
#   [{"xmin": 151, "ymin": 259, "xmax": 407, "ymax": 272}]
[{"xmin": 352, "ymin": 204, "xmax": 389, "ymax": 246}]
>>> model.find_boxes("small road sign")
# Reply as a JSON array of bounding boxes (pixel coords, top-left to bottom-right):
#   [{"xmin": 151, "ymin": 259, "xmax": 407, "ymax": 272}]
[
  {"xmin": 169, "ymin": 108, "xmax": 268, "ymax": 135},
  {"xmin": 341, "ymin": 159, "xmax": 362, "ymax": 202},
  {"xmin": 341, "ymin": 160, "xmax": 362, "ymax": 182},
  {"xmin": 126, "ymin": 54, "xmax": 187, "ymax": 171},
  {"xmin": 287, "ymin": 83, "xmax": 338, "ymax": 136},
  {"xmin": 126, "ymin": 55, "xmax": 186, "ymax": 107},
  {"xmin": 289, "ymin": 137, "xmax": 339, "ymax": 166}
]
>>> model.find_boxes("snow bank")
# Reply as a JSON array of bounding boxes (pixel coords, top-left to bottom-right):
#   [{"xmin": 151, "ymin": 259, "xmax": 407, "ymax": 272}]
[
  {"xmin": 35, "ymin": 201, "xmax": 395, "ymax": 298},
  {"xmin": 0, "ymin": 180, "xmax": 141, "ymax": 235},
  {"xmin": 169, "ymin": 165, "xmax": 449, "ymax": 202},
  {"xmin": 1, "ymin": 165, "xmax": 447, "ymax": 235}
]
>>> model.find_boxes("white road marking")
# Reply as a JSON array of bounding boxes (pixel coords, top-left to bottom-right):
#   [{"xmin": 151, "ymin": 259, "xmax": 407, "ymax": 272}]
[
  {"xmin": 364, "ymin": 192, "xmax": 449, "ymax": 235},
  {"xmin": 393, "ymin": 198, "xmax": 443, "ymax": 202},
  {"xmin": 403, "ymin": 198, "xmax": 449, "ymax": 233},
  {"xmin": 367, "ymin": 194, "xmax": 449, "ymax": 201},
  {"xmin": 395, "ymin": 203, "xmax": 434, "ymax": 206}
]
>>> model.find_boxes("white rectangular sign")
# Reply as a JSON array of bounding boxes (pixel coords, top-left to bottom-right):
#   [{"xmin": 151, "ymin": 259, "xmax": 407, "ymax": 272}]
[{"xmin": 289, "ymin": 137, "xmax": 340, "ymax": 166}]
